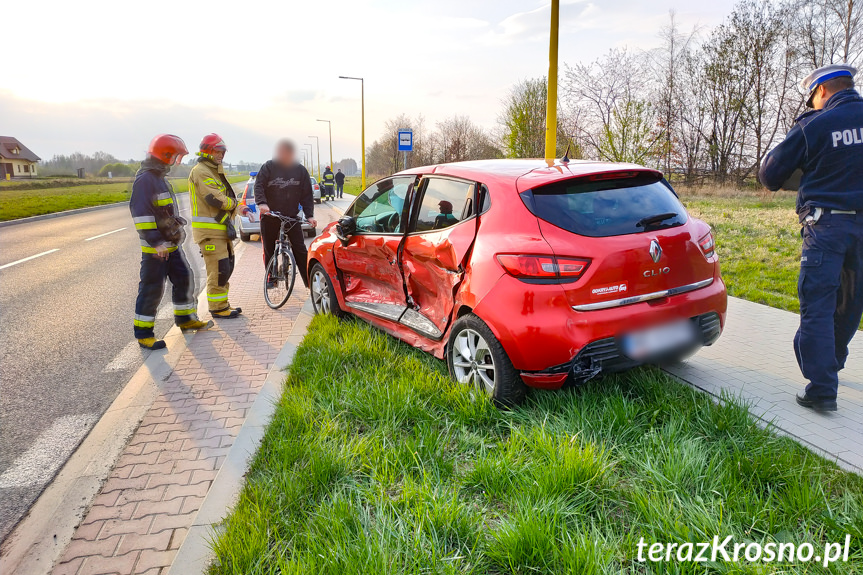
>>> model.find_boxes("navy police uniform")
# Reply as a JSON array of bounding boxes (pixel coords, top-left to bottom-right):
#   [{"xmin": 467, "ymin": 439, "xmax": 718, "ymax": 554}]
[
  {"xmin": 130, "ymin": 159, "xmax": 201, "ymax": 340},
  {"xmin": 759, "ymin": 65, "xmax": 863, "ymax": 408}
]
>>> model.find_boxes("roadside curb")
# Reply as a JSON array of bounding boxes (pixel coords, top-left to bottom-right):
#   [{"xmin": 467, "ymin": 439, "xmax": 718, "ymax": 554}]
[
  {"xmin": 0, "ymin": 242, "xmax": 248, "ymax": 575},
  {"xmin": 167, "ymin": 299, "xmax": 315, "ymax": 574},
  {"xmin": 0, "ymin": 201, "xmax": 130, "ymax": 228},
  {"xmin": 666, "ymin": 370, "xmax": 863, "ymax": 476}
]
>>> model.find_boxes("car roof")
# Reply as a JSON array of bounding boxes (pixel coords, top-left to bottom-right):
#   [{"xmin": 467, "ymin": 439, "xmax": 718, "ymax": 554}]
[{"xmin": 395, "ymin": 159, "xmax": 660, "ymax": 192}]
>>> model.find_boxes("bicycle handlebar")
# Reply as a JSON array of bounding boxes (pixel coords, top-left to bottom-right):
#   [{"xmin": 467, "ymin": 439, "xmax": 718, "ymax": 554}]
[{"xmin": 265, "ymin": 211, "xmax": 302, "ymax": 224}]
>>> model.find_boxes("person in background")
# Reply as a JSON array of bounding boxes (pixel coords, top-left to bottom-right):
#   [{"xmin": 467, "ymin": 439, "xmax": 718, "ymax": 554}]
[
  {"xmin": 434, "ymin": 200, "xmax": 458, "ymax": 229},
  {"xmin": 322, "ymin": 165, "xmax": 335, "ymax": 200},
  {"xmin": 759, "ymin": 64, "xmax": 863, "ymax": 412},
  {"xmin": 254, "ymin": 139, "xmax": 317, "ymax": 288},
  {"xmin": 131, "ymin": 134, "xmax": 212, "ymax": 349},
  {"xmin": 189, "ymin": 133, "xmax": 247, "ymax": 319},
  {"xmin": 335, "ymin": 168, "xmax": 345, "ymax": 199}
]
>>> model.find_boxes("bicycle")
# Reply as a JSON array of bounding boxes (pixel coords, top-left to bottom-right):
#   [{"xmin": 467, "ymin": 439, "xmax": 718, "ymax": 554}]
[{"xmin": 263, "ymin": 211, "xmax": 301, "ymax": 309}]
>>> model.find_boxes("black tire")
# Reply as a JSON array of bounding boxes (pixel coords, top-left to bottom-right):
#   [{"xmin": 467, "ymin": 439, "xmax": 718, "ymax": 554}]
[
  {"xmin": 240, "ymin": 232, "xmax": 252, "ymax": 242},
  {"xmin": 264, "ymin": 249, "xmax": 296, "ymax": 309},
  {"xmin": 309, "ymin": 263, "xmax": 344, "ymax": 317},
  {"xmin": 315, "ymin": 198, "xmax": 321, "ymax": 204},
  {"xmin": 447, "ymin": 313, "xmax": 525, "ymax": 407}
]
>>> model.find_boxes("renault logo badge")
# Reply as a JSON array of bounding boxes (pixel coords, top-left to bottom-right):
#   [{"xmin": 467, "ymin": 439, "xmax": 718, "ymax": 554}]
[{"xmin": 649, "ymin": 240, "xmax": 662, "ymax": 263}]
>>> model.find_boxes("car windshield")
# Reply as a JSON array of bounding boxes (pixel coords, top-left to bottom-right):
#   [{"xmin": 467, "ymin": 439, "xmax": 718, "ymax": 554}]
[{"xmin": 520, "ymin": 173, "xmax": 687, "ymax": 238}]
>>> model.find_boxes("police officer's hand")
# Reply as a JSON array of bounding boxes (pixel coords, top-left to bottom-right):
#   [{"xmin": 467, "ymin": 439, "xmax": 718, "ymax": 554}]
[
  {"xmin": 307, "ymin": 217, "xmax": 317, "ymax": 228},
  {"xmin": 259, "ymin": 204, "xmax": 271, "ymax": 216}
]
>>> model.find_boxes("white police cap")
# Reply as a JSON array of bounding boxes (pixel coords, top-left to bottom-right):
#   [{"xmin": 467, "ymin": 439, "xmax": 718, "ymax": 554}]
[{"xmin": 802, "ymin": 64, "xmax": 857, "ymax": 106}]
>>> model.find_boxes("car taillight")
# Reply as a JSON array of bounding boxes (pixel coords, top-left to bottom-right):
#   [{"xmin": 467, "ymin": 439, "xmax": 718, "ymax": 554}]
[
  {"xmin": 698, "ymin": 230, "xmax": 716, "ymax": 259},
  {"xmin": 496, "ymin": 254, "xmax": 589, "ymax": 281}
]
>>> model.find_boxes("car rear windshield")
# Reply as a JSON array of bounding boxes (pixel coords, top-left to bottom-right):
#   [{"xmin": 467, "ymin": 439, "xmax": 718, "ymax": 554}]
[{"xmin": 519, "ymin": 172, "xmax": 687, "ymax": 238}]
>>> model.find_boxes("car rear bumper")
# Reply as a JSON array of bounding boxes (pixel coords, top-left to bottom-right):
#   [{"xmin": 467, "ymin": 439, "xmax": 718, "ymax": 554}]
[{"xmin": 472, "ymin": 273, "xmax": 727, "ymax": 381}]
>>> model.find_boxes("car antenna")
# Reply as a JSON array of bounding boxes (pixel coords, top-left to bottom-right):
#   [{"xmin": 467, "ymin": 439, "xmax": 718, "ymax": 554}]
[{"xmin": 561, "ymin": 139, "xmax": 572, "ymax": 164}]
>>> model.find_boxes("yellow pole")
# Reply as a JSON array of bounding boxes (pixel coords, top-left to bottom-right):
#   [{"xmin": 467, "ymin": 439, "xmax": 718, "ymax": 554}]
[
  {"xmin": 360, "ymin": 78, "xmax": 366, "ymax": 189},
  {"xmin": 328, "ymin": 122, "xmax": 334, "ymax": 174},
  {"xmin": 309, "ymin": 135, "xmax": 321, "ymax": 180},
  {"xmin": 544, "ymin": 0, "xmax": 559, "ymax": 163}
]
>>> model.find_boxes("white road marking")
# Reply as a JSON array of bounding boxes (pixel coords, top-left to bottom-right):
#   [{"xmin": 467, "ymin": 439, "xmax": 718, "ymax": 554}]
[
  {"xmin": 0, "ymin": 414, "xmax": 98, "ymax": 489},
  {"xmin": 0, "ymin": 249, "xmax": 59, "ymax": 270},
  {"xmin": 84, "ymin": 227, "xmax": 126, "ymax": 241},
  {"xmin": 102, "ymin": 341, "xmax": 144, "ymax": 372}
]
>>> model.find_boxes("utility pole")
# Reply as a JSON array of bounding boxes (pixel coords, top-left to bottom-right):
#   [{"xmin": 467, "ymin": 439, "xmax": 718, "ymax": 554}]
[{"xmin": 544, "ymin": 0, "xmax": 559, "ymax": 163}]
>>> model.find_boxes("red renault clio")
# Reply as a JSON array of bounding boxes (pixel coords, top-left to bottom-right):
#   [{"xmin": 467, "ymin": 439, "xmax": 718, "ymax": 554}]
[{"xmin": 307, "ymin": 159, "xmax": 726, "ymax": 405}]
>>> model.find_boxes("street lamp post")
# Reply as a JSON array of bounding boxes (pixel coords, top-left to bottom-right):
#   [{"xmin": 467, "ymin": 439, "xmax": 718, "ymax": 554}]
[
  {"xmin": 316, "ymin": 119, "xmax": 333, "ymax": 175},
  {"xmin": 308, "ymin": 135, "xmax": 321, "ymax": 180},
  {"xmin": 301, "ymin": 150, "xmax": 309, "ymax": 170},
  {"xmin": 304, "ymin": 144, "xmax": 314, "ymax": 177},
  {"xmin": 544, "ymin": 0, "xmax": 559, "ymax": 163},
  {"xmin": 338, "ymin": 75, "xmax": 365, "ymax": 189}
]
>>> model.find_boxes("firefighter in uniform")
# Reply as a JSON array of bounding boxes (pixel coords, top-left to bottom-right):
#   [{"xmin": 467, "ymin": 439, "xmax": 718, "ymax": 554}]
[
  {"xmin": 189, "ymin": 133, "xmax": 248, "ymax": 318},
  {"xmin": 131, "ymin": 134, "xmax": 212, "ymax": 350},
  {"xmin": 759, "ymin": 64, "xmax": 863, "ymax": 412},
  {"xmin": 322, "ymin": 165, "xmax": 335, "ymax": 200}
]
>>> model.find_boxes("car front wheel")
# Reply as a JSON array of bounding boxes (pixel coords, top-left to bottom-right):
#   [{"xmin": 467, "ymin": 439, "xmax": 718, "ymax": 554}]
[
  {"xmin": 309, "ymin": 263, "xmax": 344, "ymax": 317},
  {"xmin": 447, "ymin": 314, "xmax": 525, "ymax": 407}
]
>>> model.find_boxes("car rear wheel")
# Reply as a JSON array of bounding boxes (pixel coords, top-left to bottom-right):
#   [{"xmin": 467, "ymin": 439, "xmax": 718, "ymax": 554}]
[
  {"xmin": 309, "ymin": 263, "xmax": 344, "ymax": 317},
  {"xmin": 447, "ymin": 314, "xmax": 525, "ymax": 407}
]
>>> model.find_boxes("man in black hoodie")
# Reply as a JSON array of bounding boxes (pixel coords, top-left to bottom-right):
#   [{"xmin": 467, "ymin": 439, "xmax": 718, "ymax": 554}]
[{"xmin": 254, "ymin": 139, "xmax": 316, "ymax": 287}]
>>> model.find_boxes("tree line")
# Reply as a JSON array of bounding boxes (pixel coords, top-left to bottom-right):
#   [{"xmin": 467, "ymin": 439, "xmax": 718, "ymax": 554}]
[{"xmin": 365, "ymin": 0, "xmax": 860, "ymax": 185}]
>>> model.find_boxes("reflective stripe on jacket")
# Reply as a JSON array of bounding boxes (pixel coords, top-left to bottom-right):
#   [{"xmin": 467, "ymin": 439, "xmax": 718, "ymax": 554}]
[
  {"xmin": 188, "ymin": 158, "xmax": 237, "ymax": 241},
  {"xmin": 130, "ymin": 167, "xmax": 181, "ymax": 253}
]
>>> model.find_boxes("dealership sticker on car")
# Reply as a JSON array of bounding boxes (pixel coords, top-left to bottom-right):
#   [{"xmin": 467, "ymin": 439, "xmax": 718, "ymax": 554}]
[
  {"xmin": 591, "ymin": 282, "xmax": 628, "ymax": 298},
  {"xmin": 622, "ymin": 320, "xmax": 697, "ymax": 360}
]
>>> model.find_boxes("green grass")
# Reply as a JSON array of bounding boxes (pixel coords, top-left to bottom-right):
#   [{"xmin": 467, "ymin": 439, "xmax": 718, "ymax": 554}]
[
  {"xmin": 680, "ymin": 189, "xmax": 802, "ymax": 316},
  {"xmin": 210, "ymin": 315, "xmax": 863, "ymax": 574},
  {"xmin": 0, "ymin": 175, "xmax": 247, "ymax": 221}
]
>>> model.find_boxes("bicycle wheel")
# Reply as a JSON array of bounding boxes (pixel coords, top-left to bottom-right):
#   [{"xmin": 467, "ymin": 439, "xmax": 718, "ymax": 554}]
[{"xmin": 264, "ymin": 247, "xmax": 296, "ymax": 309}]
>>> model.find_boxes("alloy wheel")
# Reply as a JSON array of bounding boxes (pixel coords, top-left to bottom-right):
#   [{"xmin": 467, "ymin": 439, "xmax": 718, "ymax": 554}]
[
  {"xmin": 451, "ymin": 328, "xmax": 496, "ymax": 395},
  {"xmin": 311, "ymin": 268, "xmax": 331, "ymax": 314}
]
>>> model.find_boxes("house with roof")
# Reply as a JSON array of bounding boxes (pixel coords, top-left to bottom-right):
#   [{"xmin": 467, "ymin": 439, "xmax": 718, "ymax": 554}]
[{"xmin": 0, "ymin": 137, "xmax": 41, "ymax": 180}]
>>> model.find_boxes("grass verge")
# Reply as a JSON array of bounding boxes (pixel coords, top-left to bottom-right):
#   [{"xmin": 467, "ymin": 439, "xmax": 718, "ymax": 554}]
[
  {"xmin": 0, "ymin": 175, "xmax": 247, "ymax": 221},
  {"xmin": 677, "ymin": 188, "xmax": 821, "ymax": 321},
  {"xmin": 210, "ymin": 315, "xmax": 863, "ymax": 574}
]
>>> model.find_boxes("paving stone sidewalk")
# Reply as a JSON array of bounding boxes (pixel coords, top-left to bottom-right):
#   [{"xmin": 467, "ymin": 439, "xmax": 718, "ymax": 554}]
[
  {"xmin": 53, "ymin": 242, "xmax": 306, "ymax": 575},
  {"xmin": 666, "ymin": 296, "xmax": 863, "ymax": 474}
]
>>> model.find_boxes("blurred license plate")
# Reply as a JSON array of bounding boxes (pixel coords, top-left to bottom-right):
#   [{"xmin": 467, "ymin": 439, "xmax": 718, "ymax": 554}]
[{"xmin": 622, "ymin": 320, "xmax": 696, "ymax": 360}]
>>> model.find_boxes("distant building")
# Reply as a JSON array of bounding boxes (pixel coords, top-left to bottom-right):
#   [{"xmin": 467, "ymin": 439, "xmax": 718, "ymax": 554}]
[{"xmin": 0, "ymin": 137, "xmax": 41, "ymax": 179}]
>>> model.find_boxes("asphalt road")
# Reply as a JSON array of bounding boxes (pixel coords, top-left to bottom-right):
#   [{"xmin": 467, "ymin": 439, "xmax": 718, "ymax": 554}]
[{"xmin": 0, "ymin": 188, "xmax": 344, "ymax": 542}]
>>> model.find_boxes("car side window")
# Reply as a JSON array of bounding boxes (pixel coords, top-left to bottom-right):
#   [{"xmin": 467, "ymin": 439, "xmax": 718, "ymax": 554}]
[
  {"xmin": 347, "ymin": 176, "xmax": 413, "ymax": 234},
  {"xmin": 413, "ymin": 177, "xmax": 475, "ymax": 233}
]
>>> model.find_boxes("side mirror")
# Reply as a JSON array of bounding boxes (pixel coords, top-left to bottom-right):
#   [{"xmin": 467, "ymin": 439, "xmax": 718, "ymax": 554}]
[{"xmin": 335, "ymin": 216, "xmax": 356, "ymax": 245}]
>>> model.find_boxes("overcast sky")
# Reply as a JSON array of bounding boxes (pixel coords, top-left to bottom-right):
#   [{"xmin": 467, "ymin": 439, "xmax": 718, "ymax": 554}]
[{"xmin": 0, "ymin": 0, "xmax": 736, "ymax": 165}]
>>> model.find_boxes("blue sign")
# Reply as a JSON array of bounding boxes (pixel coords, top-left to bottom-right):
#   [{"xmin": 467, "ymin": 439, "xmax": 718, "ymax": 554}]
[{"xmin": 398, "ymin": 130, "xmax": 413, "ymax": 152}]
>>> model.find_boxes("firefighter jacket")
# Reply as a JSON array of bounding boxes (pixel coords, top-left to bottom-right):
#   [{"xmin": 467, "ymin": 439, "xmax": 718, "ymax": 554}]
[
  {"xmin": 130, "ymin": 161, "xmax": 186, "ymax": 254},
  {"xmin": 189, "ymin": 157, "xmax": 238, "ymax": 241}
]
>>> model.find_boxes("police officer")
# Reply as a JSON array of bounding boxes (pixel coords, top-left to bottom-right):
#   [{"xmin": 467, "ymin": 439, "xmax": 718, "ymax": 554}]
[
  {"xmin": 759, "ymin": 64, "xmax": 863, "ymax": 412},
  {"xmin": 335, "ymin": 168, "xmax": 345, "ymax": 198},
  {"xmin": 131, "ymin": 134, "xmax": 212, "ymax": 349},
  {"xmin": 322, "ymin": 165, "xmax": 335, "ymax": 200}
]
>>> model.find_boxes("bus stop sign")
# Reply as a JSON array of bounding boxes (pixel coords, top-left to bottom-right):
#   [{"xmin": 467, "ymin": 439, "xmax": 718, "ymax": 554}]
[{"xmin": 398, "ymin": 130, "xmax": 413, "ymax": 152}]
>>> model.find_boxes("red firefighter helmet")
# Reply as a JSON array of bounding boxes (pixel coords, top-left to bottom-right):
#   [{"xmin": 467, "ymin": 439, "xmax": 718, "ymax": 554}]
[
  {"xmin": 147, "ymin": 134, "xmax": 188, "ymax": 165},
  {"xmin": 199, "ymin": 133, "xmax": 227, "ymax": 155}
]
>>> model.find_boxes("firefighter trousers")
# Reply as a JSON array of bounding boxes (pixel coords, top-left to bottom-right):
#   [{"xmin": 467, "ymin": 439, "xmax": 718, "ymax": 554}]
[
  {"xmin": 199, "ymin": 238, "xmax": 235, "ymax": 312},
  {"xmin": 133, "ymin": 249, "xmax": 199, "ymax": 339}
]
